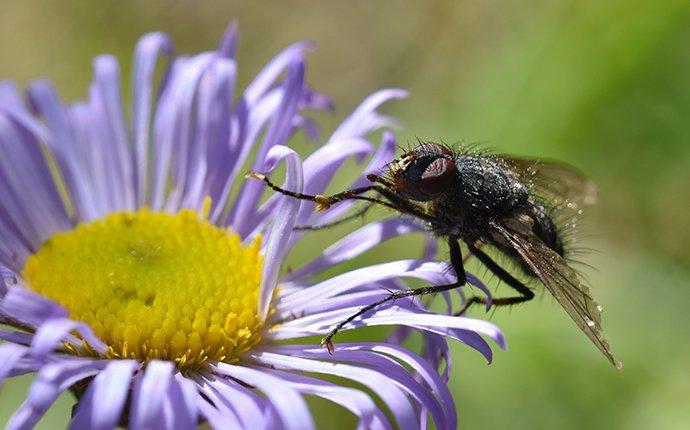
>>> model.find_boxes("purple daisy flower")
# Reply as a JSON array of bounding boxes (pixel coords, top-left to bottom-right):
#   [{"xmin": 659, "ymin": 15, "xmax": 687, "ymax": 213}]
[{"xmin": 0, "ymin": 23, "xmax": 504, "ymax": 429}]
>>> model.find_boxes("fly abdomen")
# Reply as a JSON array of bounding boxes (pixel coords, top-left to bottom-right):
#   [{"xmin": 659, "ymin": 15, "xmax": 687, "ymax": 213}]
[{"xmin": 529, "ymin": 203, "xmax": 564, "ymax": 257}]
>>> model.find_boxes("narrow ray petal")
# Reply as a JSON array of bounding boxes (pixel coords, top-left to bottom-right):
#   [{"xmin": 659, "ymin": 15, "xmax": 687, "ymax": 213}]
[
  {"xmin": 129, "ymin": 360, "xmax": 174, "ymax": 428},
  {"xmin": 211, "ymin": 363, "xmax": 314, "ymax": 430},
  {"xmin": 257, "ymin": 145, "xmax": 303, "ymax": 320},
  {"xmin": 70, "ymin": 360, "xmax": 139, "ymax": 430}
]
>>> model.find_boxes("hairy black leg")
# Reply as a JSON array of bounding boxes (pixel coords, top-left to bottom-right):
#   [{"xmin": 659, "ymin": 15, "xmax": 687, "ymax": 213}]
[
  {"xmin": 293, "ymin": 202, "xmax": 375, "ymax": 231},
  {"xmin": 456, "ymin": 244, "xmax": 534, "ymax": 316},
  {"xmin": 365, "ymin": 174, "xmax": 441, "ymax": 223},
  {"xmin": 322, "ymin": 237, "xmax": 467, "ymax": 353},
  {"xmin": 246, "ymin": 172, "xmax": 380, "ymax": 208},
  {"xmin": 246, "ymin": 172, "xmax": 444, "ymax": 225}
]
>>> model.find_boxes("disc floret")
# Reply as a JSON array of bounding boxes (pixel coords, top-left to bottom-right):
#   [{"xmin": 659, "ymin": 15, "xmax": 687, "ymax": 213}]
[{"xmin": 23, "ymin": 208, "xmax": 264, "ymax": 369}]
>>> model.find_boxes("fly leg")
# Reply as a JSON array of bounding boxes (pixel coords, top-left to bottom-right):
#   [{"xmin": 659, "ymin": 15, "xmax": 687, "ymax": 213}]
[
  {"xmin": 293, "ymin": 202, "xmax": 375, "ymax": 231},
  {"xmin": 246, "ymin": 172, "xmax": 386, "ymax": 209},
  {"xmin": 456, "ymin": 244, "xmax": 535, "ymax": 315},
  {"xmin": 246, "ymin": 172, "xmax": 443, "ymax": 224},
  {"xmin": 321, "ymin": 237, "xmax": 467, "ymax": 353}
]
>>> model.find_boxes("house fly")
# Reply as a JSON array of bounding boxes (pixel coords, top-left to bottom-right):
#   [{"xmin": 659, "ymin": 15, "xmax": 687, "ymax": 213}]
[{"xmin": 247, "ymin": 141, "xmax": 620, "ymax": 368}]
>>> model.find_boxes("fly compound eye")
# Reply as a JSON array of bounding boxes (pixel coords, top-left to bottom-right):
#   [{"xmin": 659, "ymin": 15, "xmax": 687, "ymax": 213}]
[
  {"xmin": 394, "ymin": 154, "xmax": 458, "ymax": 201},
  {"xmin": 418, "ymin": 157, "xmax": 457, "ymax": 197}
]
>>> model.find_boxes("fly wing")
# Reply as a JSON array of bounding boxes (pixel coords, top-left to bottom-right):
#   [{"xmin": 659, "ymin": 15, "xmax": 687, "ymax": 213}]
[
  {"xmin": 490, "ymin": 219, "xmax": 621, "ymax": 368},
  {"xmin": 503, "ymin": 157, "xmax": 598, "ymax": 206}
]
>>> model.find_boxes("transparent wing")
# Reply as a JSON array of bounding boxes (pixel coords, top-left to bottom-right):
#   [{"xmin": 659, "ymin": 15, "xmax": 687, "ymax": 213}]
[
  {"xmin": 490, "ymin": 219, "xmax": 621, "ymax": 368},
  {"xmin": 503, "ymin": 156, "xmax": 598, "ymax": 206}
]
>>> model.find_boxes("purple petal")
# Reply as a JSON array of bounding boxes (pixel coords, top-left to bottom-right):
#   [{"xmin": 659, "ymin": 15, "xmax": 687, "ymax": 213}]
[
  {"xmin": 354, "ymin": 307, "xmax": 507, "ymax": 350},
  {"xmin": 0, "ymin": 328, "xmax": 33, "ymax": 345},
  {"xmin": 24, "ymin": 81, "xmax": 101, "ymax": 221},
  {"xmin": 249, "ymin": 137, "xmax": 373, "ymax": 237},
  {"xmin": 169, "ymin": 374, "xmax": 199, "ymax": 430},
  {"xmin": 293, "ymin": 115, "xmax": 320, "ymax": 141},
  {"xmin": 129, "ymin": 360, "xmax": 174, "ymax": 429},
  {"xmin": 7, "ymin": 360, "xmax": 103, "ymax": 429},
  {"xmin": 300, "ymin": 85, "xmax": 335, "ymax": 112},
  {"xmin": 0, "ymin": 210, "xmax": 32, "ymax": 272},
  {"xmin": 279, "ymin": 100, "xmax": 405, "ymax": 237},
  {"xmin": 444, "ymin": 328, "xmax": 495, "ymax": 364},
  {"xmin": 267, "ymin": 344, "xmax": 456, "ymax": 429},
  {"xmin": 0, "ymin": 108, "xmax": 71, "ymax": 225},
  {"xmin": 285, "ymin": 219, "xmax": 426, "ymax": 282},
  {"xmin": 131, "ymin": 32, "xmax": 173, "ymax": 206},
  {"xmin": 464, "ymin": 272, "xmax": 494, "ymax": 308},
  {"xmin": 394, "ymin": 330, "xmax": 455, "ymax": 381},
  {"xmin": 195, "ymin": 394, "xmax": 243, "ymax": 429},
  {"xmin": 211, "ymin": 362, "xmax": 315, "ymax": 430},
  {"xmin": 275, "ymin": 288, "xmax": 399, "ymax": 321},
  {"xmin": 338, "ymin": 343, "xmax": 455, "ymax": 426},
  {"xmin": 151, "ymin": 53, "xmax": 216, "ymax": 210},
  {"xmin": 217, "ymin": 20, "xmax": 238, "ymax": 58},
  {"xmin": 426, "ymin": 333, "xmax": 454, "ymax": 381},
  {"xmin": 92, "ymin": 55, "xmax": 135, "ymax": 211},
  {"xmin": 299, "ymin": 137, "xmax": 373, "ymax": 198},
  {"xmin": 0, "ymin": 81, "xmax": 25, "ymax": 110},
  {"xmin": 278, "ymin": 259, "xmax": 455, "ymax": 313},
  {"xmin": 229, "ymin": 58, "xmax": 305, "ymax": 237},
  {"xmin": 2, "ymin": 359, "xmax": 43, "ymax": 380},
  {"xmin": 1, "ymin": 268, "xmax": 17, "ymax": 286},
  {"xmin": 0, "ymin": 269, "xmax": 7, "ymax": 297},
  {"xmin": 181, "ymin": 58, "xmax": 237, "ymax": 211},
  {"xmin": 270, "ymin": 305, "xmax": 502, "ymax": 362},
  {"xmin": 249, "ymin": 351, "xmax": 417, "ymax": 430},
  {"xmin": 66, "ymin": 102, "xmax": 110, "ymax": 219},
  {"xmin": 329, "ymin": 89, "xmax": 408, "ymax": 142},
  {"xmin": 243, "ymin": 42, "xmax": 313, "ymax": 106},
  {"xmin": 86, "ymin": 79, "xmax": 123, "ymax": 213},
  {"xmin": 25, "ymin": 81, "xmax": 80, "ymax": 169},
  {"xmin": 26, "ymin": 80, "xmax": 74, "ymax": 147},
  {"xmin": 1, "ymin": 287, "xmax": 67, "ymax": 327},
  {"xmin": 0, "ymin": 110, "xmax": 71, "ymax": 245},
  {"xmin": 359, "ymin": 131, "xmax": 397, "ymax": 180},
  {"xmin": 31, "ymin": 317, "xmax": 107, "ymax": 358},
  {"xmin": 259, "ymin": 368, "xmax": 392, "ymax": 430},
  {"xmin": 70, "ymin": 360, "xmax": 139, "ymax": 430},
  {"xmin": 208, "ymin": 90, "xmax": 277, "ymax": 223},
  {"xmin": 0, "ymin": 343, "xmax": 27, "ymax": 387},
  {"xmin": 191, "ymin": 373, "xmax": 253, "ymax": 428},
  {"xmin": 387, "ymin": 326, "xmax": 455, "ymax": 380},
  {"xmin": 257, "ymin": 145, "xmax": 303, "ymax": 321},
  {"xmin": 194, "ymin": 373, "xmax": 270, "ymax": 429},
  {"xmin": 306, "ymin": 131, "xmax": 397, "ymax": 228}
]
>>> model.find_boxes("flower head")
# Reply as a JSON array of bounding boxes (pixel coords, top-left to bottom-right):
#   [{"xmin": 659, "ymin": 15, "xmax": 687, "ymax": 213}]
[{"xmin": 0, "ymin": 23, "xmax": 503, "ymax": 429}]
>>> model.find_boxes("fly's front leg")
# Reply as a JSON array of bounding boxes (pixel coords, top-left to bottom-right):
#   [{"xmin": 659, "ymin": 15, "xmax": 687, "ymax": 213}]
[
  {"xmin": 246, "ymin": 171, "xmax": 443, "ymax": 225},
  {"xmin": 294, "ymin": 202, "xmax": 375, "ymax": 231},
  {"xmin": 246, "ymin": 172, "xmax": 382, "ymax": 210}
]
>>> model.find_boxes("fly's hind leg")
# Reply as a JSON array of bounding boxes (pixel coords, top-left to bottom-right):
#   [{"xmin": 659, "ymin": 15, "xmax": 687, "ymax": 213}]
[
  {"xmin": 322, "ymin": 237, "xmax": 467, "ymax": 353},
  {"xmin": 456, "ymin": 244, "xmax": 535, "ymax": 315}
]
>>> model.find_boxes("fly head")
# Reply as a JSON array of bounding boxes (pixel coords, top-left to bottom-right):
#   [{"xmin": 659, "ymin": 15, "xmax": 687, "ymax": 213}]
[{"xmin": 389, "ymin": 142, "xmax": 458, "ymax": 201}]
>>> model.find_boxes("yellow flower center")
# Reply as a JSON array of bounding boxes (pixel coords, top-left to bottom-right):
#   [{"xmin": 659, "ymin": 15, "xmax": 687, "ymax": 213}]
[{"xmin": 22, "ymin": 207, "xmax": 263, "ymax": 370}]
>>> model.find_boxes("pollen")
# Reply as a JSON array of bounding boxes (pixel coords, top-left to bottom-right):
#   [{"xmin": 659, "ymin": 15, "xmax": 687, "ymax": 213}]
[{"xmin": 22, "ymin": 208, "xmax": 263, "ymax": 370}]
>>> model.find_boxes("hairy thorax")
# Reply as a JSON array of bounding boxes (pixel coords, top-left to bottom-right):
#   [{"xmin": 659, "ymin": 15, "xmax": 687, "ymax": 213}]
[{"xmin": 427, "ymin": 155, "xmax": 529, "ymax": 236}]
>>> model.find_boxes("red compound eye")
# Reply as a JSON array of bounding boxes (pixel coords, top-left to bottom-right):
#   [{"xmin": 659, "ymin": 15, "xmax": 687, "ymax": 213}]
[
  {"xmin": 393, "ymin": 144, "xmax": 458, "ymax": 201},
  {"xmin": 417, "ymin": 157, "xmax": 457, "ymax": 197}
]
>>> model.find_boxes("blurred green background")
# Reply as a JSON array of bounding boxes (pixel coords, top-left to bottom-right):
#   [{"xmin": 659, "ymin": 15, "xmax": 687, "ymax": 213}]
[{"xmin": 1, "ymin": 1, "xmax": 689, "ymax": 428}]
